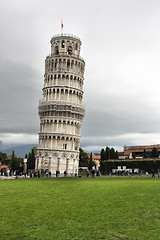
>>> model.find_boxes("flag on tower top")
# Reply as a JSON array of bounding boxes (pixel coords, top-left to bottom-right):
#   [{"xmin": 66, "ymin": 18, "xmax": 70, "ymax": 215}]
[{"xmin": 61, "ymin": 20, "xmax": 63, "ymax": 34}]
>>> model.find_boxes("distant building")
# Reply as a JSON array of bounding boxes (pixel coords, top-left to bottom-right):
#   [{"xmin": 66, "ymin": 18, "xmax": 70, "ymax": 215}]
[
  {"xmin": 118, "ymin": 152, "xmax": 126, "ymax": 160},
  {"xmin": 88, "ymin": 153, "xmax": 100, "ymax": 170},
  {"xmin": 122, "ymin": 144, "xmax": 160, "ymax": 159}
]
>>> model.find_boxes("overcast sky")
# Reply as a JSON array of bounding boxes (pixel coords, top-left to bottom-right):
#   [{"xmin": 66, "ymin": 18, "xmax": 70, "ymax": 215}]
[{"xmin": 1, "ymin": 0, "xmax": 160, "ymax": 152}]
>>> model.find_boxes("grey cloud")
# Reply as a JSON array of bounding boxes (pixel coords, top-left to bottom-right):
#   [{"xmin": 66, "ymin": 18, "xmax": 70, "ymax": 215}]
[
  {"xmin": 1, "ymin": 0, "xmax": 160, "ymax": 152},
  {"xmin": 81, "ymin": 93, "xmax": 160, "ymax": 138},
  {"xmin": 0, "ymin": 61, "xmax": 41, "ymax": 134}
]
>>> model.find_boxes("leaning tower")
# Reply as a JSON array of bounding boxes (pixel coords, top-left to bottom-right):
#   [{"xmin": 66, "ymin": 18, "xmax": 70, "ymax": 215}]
[{"xmin": 36, "ymin": 33, "xmax": 85, "ymax": 176}]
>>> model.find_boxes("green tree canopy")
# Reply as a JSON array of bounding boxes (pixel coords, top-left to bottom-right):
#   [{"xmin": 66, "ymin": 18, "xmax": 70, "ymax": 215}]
[
  {"xmin": 10, "ymin": 151, "xmax": 19, "ymax": 171},
  {"xmin": 88, "ymin": 152, "xmax": 94, "ymax": 170},
  {"xmin": 79, "ymin": 148, "xmax": 89, "ymax": 167},
  {"xmin": 143, "ymin": 149, "xmax": 148, "ymax": 158},
  {"xmin": 100, "ymin": 148, "xmax": 105, "ymax": 161},
  {"xmin": 151, "ymin": 147, "xmax": 159, "ymax": 158},
  {"xmin": 0, "ymin": 152, "xmax": 7, "ymax": 164},
  {"xmin": 31, "ymin": 148, "xmax": 35, "ymax": 169},
  {"xmin": 115, "ymin": 151, "xmax": 119, "ymax": 159},
  {"xmin": 27, "ymin": 147, "xmax": 36, "ymax": 170},
  {"xmin": 105, "ymin": 147, "xmax": 110, "ymax": 160},
  {"xmin": 110, "ymin": 148, "xmax": 116, "ymax": 159},
  {"xmin": 100, "ymin": 147, "xmax": 118, "ymax": 160}
]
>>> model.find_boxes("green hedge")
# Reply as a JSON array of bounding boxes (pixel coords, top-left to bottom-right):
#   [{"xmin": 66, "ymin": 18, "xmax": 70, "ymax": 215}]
[{"xmin": 100, "ymin": 160, "xmax": 160, "ymax": 174}]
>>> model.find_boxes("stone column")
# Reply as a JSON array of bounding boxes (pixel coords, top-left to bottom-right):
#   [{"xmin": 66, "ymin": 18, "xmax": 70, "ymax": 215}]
[
  {"xmin": 73, "ymin": 159, "xmax": 75, "ymax": 176},
  {"xmin": 49, "ymin": 157, "xmax": 51, "ymax": 172},
  {"xmin": 23, "ymin": 158, "xmax": 27, "ymax": 173},
  {"xmin": 66, "ymin": 158, "xmax": 69, "ymax": 175},
  {"xmin": 57, "ymin": 158, "xmax": 60, "ymax": 171}
]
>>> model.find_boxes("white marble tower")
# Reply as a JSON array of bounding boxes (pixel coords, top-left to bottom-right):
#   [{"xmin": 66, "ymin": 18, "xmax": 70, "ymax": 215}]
[{"xmin": 36, "ymin": 33, "xmax": 85, "ymax": 176}]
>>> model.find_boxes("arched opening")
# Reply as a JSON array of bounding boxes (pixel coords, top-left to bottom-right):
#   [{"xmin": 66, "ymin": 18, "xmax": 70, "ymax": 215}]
[
  {"xmin": 67, "ymin": 60, "xmax": 70, "ymax": 71},
  {"xmin": 55, "ymin": 46, "xmax": 59, "ymax": 55},
  {"xmin": 62, "ymin": 40, "xmax": 65, "ymax": 48}
]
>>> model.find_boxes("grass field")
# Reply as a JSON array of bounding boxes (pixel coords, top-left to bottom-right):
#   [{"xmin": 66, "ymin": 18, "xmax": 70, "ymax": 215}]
[{"xmin": 0, "ymin": 176, "xmax": 160, "ymax": 240}]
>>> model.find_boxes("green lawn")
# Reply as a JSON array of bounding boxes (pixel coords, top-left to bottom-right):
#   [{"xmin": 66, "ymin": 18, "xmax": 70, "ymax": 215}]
[{"xmin": 0, "ymin": 177, "xmax": 160, "ymax": 240}]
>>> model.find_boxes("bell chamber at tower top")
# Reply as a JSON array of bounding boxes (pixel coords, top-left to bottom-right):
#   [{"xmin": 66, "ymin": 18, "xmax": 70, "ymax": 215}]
[{"xmin": 50, "ymin": 34, "xmax": 82, "ymax": 58}]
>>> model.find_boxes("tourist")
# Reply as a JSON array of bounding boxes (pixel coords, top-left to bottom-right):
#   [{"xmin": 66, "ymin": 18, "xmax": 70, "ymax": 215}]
[
  {"xmin": 96, "ymin": 171, "xmax": 100, "ymax": 176},
  {"xmin": 152, "ymin": 170, "xmax": 155, "ymax": 178},
  {"xmin": 38, "ymin": 170, "xmax": 40, "ymax": 178},
  {"xmin": 7, "ymin": 169, "xmax": 10, "ymax": 177},
  {"xmin": 91, "ymin": 169, "xmax": 95, "ymax": 178},
  {"xmin": 34, "ymin": 171, "xmax": 37, "ymax": 177},
  {"xmin": 4, "ymin": 168, "xmax": 6, "ymax": 176},
  {"xmin": 86, "ymin": 170, "xmax": 89, "ymax": 177},
  {"xmin": 56, "ymin": 170, "xmax": 60, "ymax": 177}
]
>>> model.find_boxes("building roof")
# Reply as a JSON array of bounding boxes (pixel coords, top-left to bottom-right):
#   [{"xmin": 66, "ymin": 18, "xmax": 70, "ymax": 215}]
[
  {"xmin": 122, "ymin": 144, "xmax": 160, "ymax": 156},
  {"xmin": 124, "ymin": 144, "xmax": 160, "ymax": 152},
  {"xmin": 0, "ymin": 166, "xmax": 8, "ymax": 169},
  {"xmin": 118, "ymin": 152, "xmax": 125, "ymax": 156},
  {"xmin": 88, "ymin": 153, "xmax": 101, "ymax": 160}
]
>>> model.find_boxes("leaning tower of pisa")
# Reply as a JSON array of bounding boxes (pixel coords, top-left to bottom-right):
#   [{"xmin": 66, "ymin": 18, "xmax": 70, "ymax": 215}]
[{"xmin": 36, "ymin": 33, "xmax": 85, "ymax": 176}]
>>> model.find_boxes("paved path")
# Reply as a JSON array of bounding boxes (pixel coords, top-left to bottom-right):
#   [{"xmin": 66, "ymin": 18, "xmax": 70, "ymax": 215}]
[{"xmin": 0, "ymin": 176, "xmax": 25, "ymax": 180}]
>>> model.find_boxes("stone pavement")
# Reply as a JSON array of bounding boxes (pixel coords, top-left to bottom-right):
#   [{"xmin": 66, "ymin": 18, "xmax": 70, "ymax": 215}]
[{"xmin": 0, "ymin": 176, "xmax": 25, "ymax": 180}]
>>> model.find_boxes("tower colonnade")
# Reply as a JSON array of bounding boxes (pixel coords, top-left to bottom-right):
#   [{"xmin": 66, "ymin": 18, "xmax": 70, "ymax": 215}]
[
  {"xmin": 44, "ymin": 74, "xmax": 83, "ymax": 89},
  {"xmin": 36, "ymin": 33, "xmax": 85, "ymax": 176}
]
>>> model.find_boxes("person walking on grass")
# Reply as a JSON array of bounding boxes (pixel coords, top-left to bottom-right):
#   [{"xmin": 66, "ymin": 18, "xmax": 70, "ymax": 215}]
[
  {"xmin": 91, "ymin": 169, "xmax": 95, "ymax": 178},
  {"xmin": 152, "ymin": 170, "xmax": 155, "ymax": 178},
  {"xmin": 86, "ymin": 170, "xmax": 89, "ymax": 177}
]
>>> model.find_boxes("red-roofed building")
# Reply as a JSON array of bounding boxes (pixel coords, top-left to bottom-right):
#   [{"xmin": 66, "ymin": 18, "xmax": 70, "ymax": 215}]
[
  {"xmin": 123, "ymin": 144, "xmax": 160, "ymax": 159},
  {"xmin": 88, "ymin": 154, "xmax": 101, "ymax": 169}
]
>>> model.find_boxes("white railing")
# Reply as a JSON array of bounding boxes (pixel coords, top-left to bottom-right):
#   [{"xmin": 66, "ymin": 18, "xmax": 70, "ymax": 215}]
[
  {"xmin": 39, "ymin": 99, "xmax": 85, "ymax": 109},
  {"xmin": 51, "ymin": 33, "xmax": 81, "ymax": 41},
  {"xmin": 46, "ymin": 54, "xmax": 84, "ymax": 62}
]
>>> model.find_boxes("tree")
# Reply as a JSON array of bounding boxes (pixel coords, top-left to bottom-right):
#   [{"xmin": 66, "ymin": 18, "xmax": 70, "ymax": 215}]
[
  {"xmin": 88, "ymin": 152, "xmax": 94, "ymax": 170},
  {"xmin": 110, "ymin": 148, "xmax": 116, "ymax": 159},
  {"xmin": 0, "ymin": 152, "xmax": 7, "ymax": 164},
  {"xmin": 143, "ymin": 149, "xmax": 147, "ymax": 158},
  {"xmin": 10, "ymin": 150, "xmax": 18, "ymax": 171},
  {"xmin": 105, "ymin": 147, "xmax": 110, "ymax": 160},
  {"xmin": 31, "ymin": 148, "xmax": 35, "ymax": 170},
  {"xmin": 79, "ymin": 148, "xmax": 89, "ymax": 167},
  {"xmin": 27, "ymin": 148, "xmax": 36, "ymax": 170},
  {"xmin": 33, "ymin": 146, "xmax": 37, "ymax": 157},
  {"xmin": 100, "ymin": 147, "xmax": 118, "ymax": 160},
  {"xmin": 27, "ymin": 152, "xmax": 31, "ymax": 170},
  {"xmin": 115, "ymin": 151, "xmax": 119, "ymax": 159},
  {"xmin": 100, "ymin": 148, "xmax": 105, "ymax": 161},
  {"xmin": 151, "ymin": 147, "xmax": 159, "ymax": 158}
]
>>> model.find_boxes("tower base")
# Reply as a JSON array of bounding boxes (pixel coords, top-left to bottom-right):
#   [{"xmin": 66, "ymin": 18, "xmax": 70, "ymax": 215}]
[{"xmin": 36, "ymin": 149, "xmax": 79, "ymax": 177}]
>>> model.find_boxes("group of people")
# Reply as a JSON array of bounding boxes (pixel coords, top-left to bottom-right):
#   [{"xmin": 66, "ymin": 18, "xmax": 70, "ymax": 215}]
[
  {"xmin": 55, "ymin": 170, "xmax": 70, "ymax": 177},
  {"xmin": 86, "ymin": 169, "xmax": 101, "ymax": 178},
  {"xmin": 152, "ymin": 169, "xmax": 160, "ymax": 178},
  {"xmin": 1, "ymin": 168, "xmax": 20, "ymax": 177},
  {"xmin": 3, "ymin": 167, "xmax": 160, "ymax": 179},
  {"xmin": 24, "ymin": 170, "xmax": 41, "ymax": 178}
]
